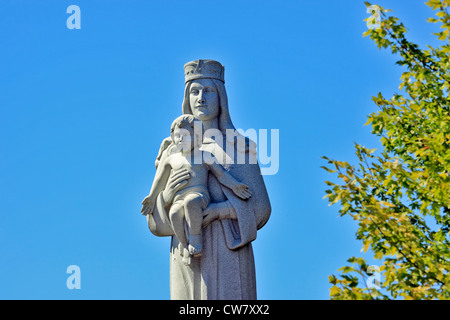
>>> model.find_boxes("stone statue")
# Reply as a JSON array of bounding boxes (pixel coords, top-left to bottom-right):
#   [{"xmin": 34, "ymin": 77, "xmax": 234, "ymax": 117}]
[
  {"xmin": 141, "ymin": 59, "xmax": 271, "ymax": 300},
  {"xmin": 142, "ymin": 114, "xmax": 253, "ymax": 265}
]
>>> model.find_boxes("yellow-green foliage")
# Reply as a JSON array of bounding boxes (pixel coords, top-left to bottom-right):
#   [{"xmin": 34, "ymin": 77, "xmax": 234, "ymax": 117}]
[{"xmin": 323, "ymin": 1, "xmax": 450, "ymax": 300}]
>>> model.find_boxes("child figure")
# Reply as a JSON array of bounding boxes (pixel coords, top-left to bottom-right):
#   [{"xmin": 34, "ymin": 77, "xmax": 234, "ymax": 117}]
[{"xmin": 142, "ymin": 115, "xmax": 252, "ymax": 265}]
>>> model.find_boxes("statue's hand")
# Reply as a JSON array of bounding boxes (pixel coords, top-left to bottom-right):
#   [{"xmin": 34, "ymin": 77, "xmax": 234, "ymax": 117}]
[
  {"xmin": 233, "ymin": 183, "xmax": 253, "ymax": 200},
  {"xmin": 162, "ymin": 168, "xmax": 191, "ymax": 206},
  {"xmin": 141, "ymin": 195, "xmax": 155, "ymax": 216},
  {"xmin": 202, "ymin": 205, "xmax": 219, "ymax": 228},
  {"xmin": 202, "ymin": 201, "xmax": 238, "ymax": 228}
]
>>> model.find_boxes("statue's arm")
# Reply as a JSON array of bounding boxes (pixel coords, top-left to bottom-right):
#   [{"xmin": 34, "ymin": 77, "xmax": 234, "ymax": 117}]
[
  {"xmin": 247, "ymin": 163, "xmax": 271, "ymax": 229},
  {"xmin": 232, "ymin": 138, "xmax": 271, "ymax": 229},
  {"xmin": 155, "ymin": 137, "xmax": 173, "ymax": 169},
  {"xmin": 146, "ymin": 191, "xmax": 174, "ymax": 237},
  {"xmin": 202, "ymin": 163, "xmax": 270, "ymax": 230},
  {"xmin": 202, "ymin": 200, "xmax": 236, "ymax": 228},
  {"xmin": 146, "ymin": 166, "xmax": 191, "ymax": 237},
  {"xmin": 208, "ymin": 160, "xmax": 252, "ymax": 200},
  {"xmin": 141, "ymin": 158, "xmax": 171, "ymax": 216}
]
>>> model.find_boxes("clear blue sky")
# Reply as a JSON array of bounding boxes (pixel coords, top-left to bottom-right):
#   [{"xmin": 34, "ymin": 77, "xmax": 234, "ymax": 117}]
[{"xmin": 0, "ymin": 0, "xmax": 442, "ymax": 299}]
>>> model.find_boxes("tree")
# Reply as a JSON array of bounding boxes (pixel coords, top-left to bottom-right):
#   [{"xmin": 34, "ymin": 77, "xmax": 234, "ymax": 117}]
[{"xmin": 322, "ymin": 1, "xmax": 450, "ymax": 300}]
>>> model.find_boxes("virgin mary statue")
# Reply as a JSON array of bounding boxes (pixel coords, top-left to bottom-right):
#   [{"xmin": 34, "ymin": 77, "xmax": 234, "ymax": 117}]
[{"xmin": 143, "ymin": 59, "xmax": 271, "ymax": 300}]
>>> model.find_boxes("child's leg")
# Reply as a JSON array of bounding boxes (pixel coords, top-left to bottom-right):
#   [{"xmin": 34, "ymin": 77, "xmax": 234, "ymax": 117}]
[
  {"xmin": 169, "ymin": 202, "xmax": 187, "ymax": 251},
  {"xmin": 183, "ymin": 193, "xmax": 208, "ymax": 256}
]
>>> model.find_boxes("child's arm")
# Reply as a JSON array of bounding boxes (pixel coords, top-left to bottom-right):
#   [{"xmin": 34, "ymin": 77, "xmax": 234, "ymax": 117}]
[
  {"xmin": 208, "ymin": 160, "xmax": 253, "ymax": 200},
  {"xmin": 141, "ymin": 158, "xmax": 172, "ymax": 215}
]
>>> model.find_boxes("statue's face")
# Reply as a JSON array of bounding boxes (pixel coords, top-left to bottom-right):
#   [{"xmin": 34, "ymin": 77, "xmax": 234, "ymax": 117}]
[
  {"xmin": 189, "ymin": 79, "xmax": 219, "ymax": 121},
  {"xmin": 172, "ymin": 125, "xmax": 195, "ymax": 153}
]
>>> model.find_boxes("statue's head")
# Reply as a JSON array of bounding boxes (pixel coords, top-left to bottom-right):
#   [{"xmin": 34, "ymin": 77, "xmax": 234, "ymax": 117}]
[
  {"xmin": 170, "ymin": 114, "xmax": 202, "ymax": 153},
  {"xmin": 188, "ymin": 78, "xmax": 220, "ymax": 122},
  {"xmin": 182, "ymin": 59, "xmax": 235, "ymax": 133}
]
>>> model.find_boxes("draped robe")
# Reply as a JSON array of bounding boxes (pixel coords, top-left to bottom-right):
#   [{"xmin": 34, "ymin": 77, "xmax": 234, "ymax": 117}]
[{"xmin": 147, "ymin": 136, "xmax": 271, "ymax": 300}]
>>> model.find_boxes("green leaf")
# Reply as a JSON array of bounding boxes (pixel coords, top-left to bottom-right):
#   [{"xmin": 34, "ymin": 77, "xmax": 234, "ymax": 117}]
[{"xmin": 325, "ymin": 0, "xmax": 450, "ymax": 300}]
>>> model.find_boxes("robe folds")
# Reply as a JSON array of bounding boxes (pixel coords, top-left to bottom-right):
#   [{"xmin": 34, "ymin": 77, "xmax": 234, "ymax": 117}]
[{"xmin": 147, "ymin": 138, "xmax": 271, "ymax": 299}]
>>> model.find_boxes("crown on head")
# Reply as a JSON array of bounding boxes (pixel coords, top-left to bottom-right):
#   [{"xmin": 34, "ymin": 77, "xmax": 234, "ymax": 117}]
[{"xmin": 184, "ymin": 59, "xmax": 225, "ymax": 84}]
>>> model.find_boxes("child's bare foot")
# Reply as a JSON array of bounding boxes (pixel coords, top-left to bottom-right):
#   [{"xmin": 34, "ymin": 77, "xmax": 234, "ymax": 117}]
[{"xmin": 188, "ymin": 235, "xmax": 202, "ymax": 257}]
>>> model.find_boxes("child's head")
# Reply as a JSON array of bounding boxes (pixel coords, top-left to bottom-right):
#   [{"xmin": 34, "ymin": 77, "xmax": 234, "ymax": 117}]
[{"xmin": 170, "ymin": 115, "xmax": 203, "ymax": 152}]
